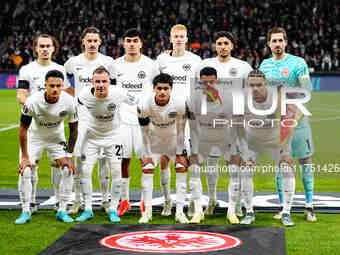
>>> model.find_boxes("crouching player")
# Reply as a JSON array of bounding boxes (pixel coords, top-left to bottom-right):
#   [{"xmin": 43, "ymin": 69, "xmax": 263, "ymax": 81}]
[
  {"xmin": 16, "ymin": 70, "xmax": 78, "ymax": 224},
  {"xmin": 138, "ymin": 73, "xmax": 191, "ymax": 223},
  {"xmin": 239, "ymin": 69, "xmax": 295, "ymax": 226},
  {"xmin": 75, "ymin": 66, "xmax": 136, "ymax": 223}
]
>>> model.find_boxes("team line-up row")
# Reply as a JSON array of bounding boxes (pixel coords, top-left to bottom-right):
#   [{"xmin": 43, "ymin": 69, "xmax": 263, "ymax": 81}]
[{"xmin": 14, "ymin": 25, "xmax": 316, "ymax": 227}]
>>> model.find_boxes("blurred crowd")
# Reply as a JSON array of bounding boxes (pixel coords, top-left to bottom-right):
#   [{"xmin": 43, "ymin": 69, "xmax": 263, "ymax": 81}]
[{"xmin": 2, "ymin": 0, "xmax": 340, "ymax": 72}]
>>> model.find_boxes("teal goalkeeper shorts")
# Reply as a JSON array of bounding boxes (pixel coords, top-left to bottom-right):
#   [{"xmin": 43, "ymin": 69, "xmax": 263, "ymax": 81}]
[{"xmin": 291, "ymin": 125, "xmax": 314, "ymax": 159}]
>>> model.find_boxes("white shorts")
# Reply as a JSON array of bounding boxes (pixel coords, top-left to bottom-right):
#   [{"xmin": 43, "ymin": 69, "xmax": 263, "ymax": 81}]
[
  {"xmin": 197, "ymin": 141, "xmax": 230, "ymax": 164},
  {"xmin": 28, "ymin": 135, "xmax": 67, "ymax": 164},
  {"xmin": 119, "ymin": 124, "xmax": 143, "ymax": 158},
  {"xmin": 81, "ymin": 137, "xmax": 121, "ymax": 166},
  {"xmin": 150, "ymin": 135, "xmax": 176, "ymax": 164}
]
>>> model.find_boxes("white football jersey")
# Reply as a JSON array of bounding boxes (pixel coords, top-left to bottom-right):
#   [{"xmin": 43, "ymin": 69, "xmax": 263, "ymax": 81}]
[
  {"xmin": 188, "ymin": 87, "xmax": 232, "ymax": 154},
  {"xmin": 22, "ymin": 91, "xmax": 77, "ymax": 140},
  {"xmin": 245, "ymin": 87, "xmax": 280, "ymax": 148},
  {"xmin": 18, "ymin": 61, "xmax": 70, "ymax": 95},
  {"xmin": 156, "ymin": 51, "xmax": 202, "ymax": 99},
  {"xmin": 64, "ymin": 53, "xmax": 114, "ymax": 97},
  {"xmin": 77, "ymin": 86, "xmax": 136, "ymax": 143},
  {"xmin": 108, "ymin": 55, "xmax": 160, "ymax": 125},
  {"xmin": 198, "ymin": 57, "xmax": 253, "ymax": 115},
  {"xmin": 138, "ymin": 94, "xmax": 187, "ymax": 154}
]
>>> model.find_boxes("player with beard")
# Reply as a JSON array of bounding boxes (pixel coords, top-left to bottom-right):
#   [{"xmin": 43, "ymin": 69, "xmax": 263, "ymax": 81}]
[
  {"xmin": 259, "ymin": 27, "xmax": 316, "ymax": 222},
  {"xmin": 15, "ymin": 70, "xmax": 77, "ymax": 224},
  {"xmin": 156, "ymin": 24, "xmax": 202, "ymax": 220},
  {"xmin": 64, "ymin": 27, "xmax": 114, "ymax": 215},
  {"xmin": 17, "ymin": 34, "xmax": 71, "ymax": 214},
  {"xmin": 198, "ymin": 31, "xmax": 252, "ymax": 223},
  {"xmin": 108, "ymin": 28, "xmax": 160, "ymax": 217},
  {"xmin": 239, "ymin": 69, "xmax": 295, "ymax": 226}
]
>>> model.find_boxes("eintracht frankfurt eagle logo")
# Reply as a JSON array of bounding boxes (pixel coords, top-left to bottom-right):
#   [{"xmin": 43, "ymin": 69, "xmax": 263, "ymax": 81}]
[
  {"xmin": 100, "ymin": 230, "xmax": 242, "ymax": 253},
  {"xmin": 183, "ymin": 64, "xmax": 191, "ymax": 71}
]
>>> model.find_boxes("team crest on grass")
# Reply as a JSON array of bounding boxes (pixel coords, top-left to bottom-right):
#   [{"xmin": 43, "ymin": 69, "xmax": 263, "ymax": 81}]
[{"xmin": 100, "ymin": 230, "xmax": 242, "ymax": 253}]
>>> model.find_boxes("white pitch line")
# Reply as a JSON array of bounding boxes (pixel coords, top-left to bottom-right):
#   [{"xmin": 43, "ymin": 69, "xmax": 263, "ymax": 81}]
[
  {"xmin": 311, "ymin": 116, "xmax": 340, "ymax": 122},
  {"xmin": 311, "ymin": 107, "xmax": 340, "ymax": 113},
  {"xmin": 0, "ymin": 124, "xmax": 19, "ymax": 132}
]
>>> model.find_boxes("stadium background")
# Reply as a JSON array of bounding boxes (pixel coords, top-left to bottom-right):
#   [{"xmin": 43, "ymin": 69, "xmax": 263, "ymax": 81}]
[{"xmin": 1, "ymin": 1, "xmax": 340, "ymax": 255}]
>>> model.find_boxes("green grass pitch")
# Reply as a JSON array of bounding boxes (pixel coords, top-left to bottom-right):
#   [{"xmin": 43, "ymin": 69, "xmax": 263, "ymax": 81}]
[{"xmin": 1, "ymin": 89, "xmax": 340, "ymax": 255}]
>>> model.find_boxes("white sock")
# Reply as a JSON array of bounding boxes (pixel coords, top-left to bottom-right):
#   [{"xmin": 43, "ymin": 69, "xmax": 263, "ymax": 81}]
[
  {"xmin": 190, "ymin": 164, "xmax": 202, "ymax": 212},
  {"xmin": 59, "ymin": 167, "xmax": 73, "ymax": 211},
  {"xmin": 228, "ymin": 164, "xmax": 240, "ymax": 214},
  {"xmin": 240, "ymin": 165, "xmax": 254, "ymax": 213},
  {"xmin": 176, "ymin": 172, "xmax": 187, "ymax": 214},
  {"xmin": 121, "ymin": 178, "xmax": 130, "ymax": 201},
  {"xmin": 160, "ymin": 168, "xmax": 170, "ymax": 201},
  {"xmin": 80, "ymin": 164, "xmax": 93, "ymax": 211},
  {"xmin": 142, "ymin": 173, "xmax": 154, "ymax": 209},
  {"xmin": 281, "ymin": 163, "xmax": 295, "ymax": 214},
  {"xmin": 20, "ymin": 167, "xmax": 32, "ymax": 212},
  {"xmin": 31, "ymin": 166, "xmax": 38, "ymax": 204},
  {"xmin": 51, "ymin": 166, "xmax": 61, "ymax": 202},
  {"xmin": 109, "ymin": 160, "xmax": 121, "ymax": 211},
  {"xmin": 74, "ymin": 157, "xmax": 83, "ymax": 202},
  {"xmin": 207, "ymin": 156, "xmax": 219, "ymax": 201},
  {"xmin": 98, "ymin": 158, "xmax": 110, "ymax": 202}
]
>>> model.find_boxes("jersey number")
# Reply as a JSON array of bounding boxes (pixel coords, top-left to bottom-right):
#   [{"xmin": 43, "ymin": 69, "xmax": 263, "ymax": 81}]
[{"xmin": 115, "ymin": 145, "xmax": 123, "ymax": 156}]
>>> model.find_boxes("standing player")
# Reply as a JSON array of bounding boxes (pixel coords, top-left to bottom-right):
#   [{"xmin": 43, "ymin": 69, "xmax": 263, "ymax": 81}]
[
  {"xmin": 188, "ymin": 67, "xmax": 231, "ymax": 224},
  {"xmin": 156, "ymin": 24, "xmax": 202, "ymax": 218},
  {"xmin": 64, "ymin": 27, "xmax": 114, "ymax": 214},
  {"xmin": 137, "ymin": 73, "xmax": 189, "ymax": 223},
  {"xmin": 75, "ymin": 66, "xmax": 136, "ymax": 222},
  {"xmin": 239, "ymin": 70, "xmax": 295, "ymax": 226},
  {"xmin": 108, "ymin": 28, "xmax": 160, "ymax": 217},
  {"xmin": 17, "ymin": 34, "xmax": 71, "ymax": 213},
  {"xmin": 15, "ymin": 70, "xmax": 77, "ymax": 224},
  {"xmin": 259, "ymin": 27, "xmax": 316, "ymax": 222},
  {"xmin": 198, "ymin": 31, "xmax": 252, "ymax": 222}
]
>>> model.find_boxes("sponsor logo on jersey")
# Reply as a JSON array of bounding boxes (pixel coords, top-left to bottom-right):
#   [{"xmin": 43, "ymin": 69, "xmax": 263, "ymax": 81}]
[
  {"xmin": 138, "ymin": 71, "xmax": 146, "ymax": 79},
  {"xmin": 168, "ymin": 111, "xmax": 177, "ymax": 118},
  {"xmin": 79, "ymin": 76, "xmax": 92, "ymax": 83},
  {"xmin": 182, "ymin": 64, "xmax": 191, "ymax": 71},
  {"xmin": 171, "ymin": 75, "xmax": 187, "ymax": 82},
  {"xmin": 100, "ymin": 230, "xmax": 242, "ymax": 253},
  {"xmin": 107, "ymin": 103, "xmax": 117, "ymax": 112},
  {"xmin": 59, "ymin": 111, "xmax": 67, "ymax": 117},
  {"xmin": 75, "ymin": 66, "xmax": 83, "ymax": 71},
  {"xmin": 38, "ymin": 121, "xmax": 61, "ymax": 128},
  {"xmin": 151, "ymin": 119, "xmax": 176, "ymax": 128},
  {"xmin": 117, "ymin": 73, "xmax": 123, "ymax": 77},
  {"xmin": 122, "ymin": 82, "xmax": 143, "ymax": 89},
  {"xmin": 229, "ymin": 67, "xmax": 238, "ymax": 77},
  {"xmin": 281, "ymin": 68, "xmax": 290, "ymax": 76},
  {"xmin": 95, "ymin": 114, "xmax": 115, "ymax": 121},
  {"xmin": 33, "ymin": 77, "xmax": 39, "ymax": 81}
]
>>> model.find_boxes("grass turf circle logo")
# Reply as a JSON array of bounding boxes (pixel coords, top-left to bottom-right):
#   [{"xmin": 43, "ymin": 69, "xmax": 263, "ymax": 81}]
[{"xmin": 99, "ymin": 230, "xmax": 242, "ymax": 253}]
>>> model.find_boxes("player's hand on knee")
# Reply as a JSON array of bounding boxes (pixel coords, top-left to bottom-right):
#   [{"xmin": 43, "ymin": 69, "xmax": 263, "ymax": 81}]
[
  {"xmin": 175, "ymin": 154, "xmax": 189, "ymax": 172},
  {"xmin": 230, "ymin": 155, "xmax": 241, "ymax": 165},
  {"xmin": 140, "ymin": 157, "xmax": 155, "ymax": 173},
  {"xmin": 57, "ymin": 157, "xmax": 76, "ymax": 175},
  {"xmin": 279, "ymin": 155, "xmax": 293, "ymax": 166},
  {"xmin": 18, "ymin": 158, "xmax": 32, "ymax": 175},
  {"xmin": 189, "ymin": 154, "xmax": 199, "ymax": 166}
]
